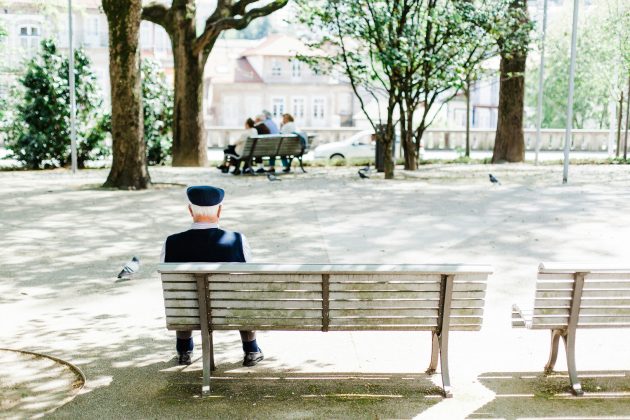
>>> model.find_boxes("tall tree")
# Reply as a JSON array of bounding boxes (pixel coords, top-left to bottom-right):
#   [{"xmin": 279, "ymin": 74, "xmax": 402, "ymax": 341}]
[
  {"xmin": 491, "ymin": 0, "xmax": 532, "ymax": 163},
  {"xmin": 102, "ymin": 0, "xmax": 150, "ymax": 189},
  {"xmin": 142, "ymin": 0, "xmax": 288, "ymax": 167}
]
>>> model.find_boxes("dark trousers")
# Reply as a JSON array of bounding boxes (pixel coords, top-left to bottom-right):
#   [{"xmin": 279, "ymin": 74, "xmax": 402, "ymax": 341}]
[{"xmin": 176, "ymin": 330, "xmax": 256, "ymax": 342}]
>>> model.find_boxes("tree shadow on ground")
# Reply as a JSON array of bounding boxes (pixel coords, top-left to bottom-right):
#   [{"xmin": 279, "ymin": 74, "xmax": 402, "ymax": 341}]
[{"xmin": 469, "ymin": 371, "xmax": 630, "ymax": 419}]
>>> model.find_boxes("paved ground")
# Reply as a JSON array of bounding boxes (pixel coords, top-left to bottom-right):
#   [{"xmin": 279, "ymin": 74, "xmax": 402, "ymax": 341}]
[{"xmin": 1, "ymin": 163, "xmax": 630, "ymax": 419}]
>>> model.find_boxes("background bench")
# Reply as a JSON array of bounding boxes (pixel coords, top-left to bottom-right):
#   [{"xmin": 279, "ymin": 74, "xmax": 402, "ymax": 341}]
[
  {"xmin": 239, "ymin": 134, "xmax": 307, "ymax": 173},
  {"xmin": 512, "ymin": 263, "xmax": 630, "ymax": 395},
  {"xmin": 159, "ymin": 263, "xmax": 493, "ymax": 397}
]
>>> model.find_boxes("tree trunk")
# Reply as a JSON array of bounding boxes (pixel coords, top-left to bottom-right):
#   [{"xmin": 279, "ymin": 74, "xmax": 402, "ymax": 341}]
[
  {"xmin": 170, "ymin": 9, "xmax": 207, "ymax": 167},
  {"xmin": 403, "ymin": 110, "xmax": 417, "ymax": 170},
  {"xmin": 492, "ymin": 53, "xmax": 527, "ymax": 163},
  {"xmin": 102, "ymin": 0, "xmax": 151, "ymax": 189}
]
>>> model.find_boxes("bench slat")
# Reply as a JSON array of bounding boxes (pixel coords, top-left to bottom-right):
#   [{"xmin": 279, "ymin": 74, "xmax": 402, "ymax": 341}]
[
  {"xmin": 164, "ymin": 291, "xmax": 199, "ymax": 300},
  {"xmin": 212, "ymin": 318, "xmax": 322, "ymax": 327},
  {"xmin": 212, "ymin": 324, "xmax": 323, "ymax": 331},
  {"xmin": 161, "ymin": 273, "xmax": 197, "ymax": 283},
  {"xmin": 210, "ymin": 291, "xmax": 322, "ymax": 300},
  {"xmin": 166, "ymin": 316, "xmax": 201, "ymax": 325},
  {"xmin": 329, "ymin": 282, "xmax": 441, "ymax": 292},
  {"xmin": 330, "ymin": 308, "xmax": 483, "ymax": 317},
  {"xmin": 166, "ymin": 308, "xmax": 199, "ymax": 317},
  {"xmin": 209, "ymin": 274, "xmax": 322, "ymax": 284},
  {"xmin": 166, "ymin": 323, "xmax": 199, "ymax": 331},
  {"xmin": 209, "ymin": 281, "xmax": 321, "ymax": 292},
  {"xmin": 165, "ymin": 299, "xmax": 199, "ymax": 309},
  {"xmin": 211, "ymin": 308, "xmax": 321, "ymax": 318},
  {"xmin": 329, "ymin": 299, "xmax": 439, "ymax": 309},
  {"xmin": 581, "ymin": 289, "xmax": 630, "ymax": 298},
  {"xmin": 211, "ymin": 299, "xmax": 321, "ymax": 310},
  {"xmin": 329, "ymin": 317, "xmax": 438, "ymax": 327},
  {"xmin": 535, "ymin": 290, "xmax": 573, "ymax": 299},
  {"xmin": 163, "ymin": 281, "xmax": 197, "ymax": 291}
]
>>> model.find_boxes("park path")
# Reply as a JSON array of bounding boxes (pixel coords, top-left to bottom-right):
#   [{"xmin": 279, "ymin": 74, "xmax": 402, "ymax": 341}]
[{"xmin": 1, "ymin": 164, "xmax": 630, "ymax": 419}]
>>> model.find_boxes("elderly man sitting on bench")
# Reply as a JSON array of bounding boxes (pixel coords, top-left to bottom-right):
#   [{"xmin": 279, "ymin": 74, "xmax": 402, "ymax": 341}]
[{"xmin": 160, "ymin": 186, "xmax": 263, "ymax": 366}]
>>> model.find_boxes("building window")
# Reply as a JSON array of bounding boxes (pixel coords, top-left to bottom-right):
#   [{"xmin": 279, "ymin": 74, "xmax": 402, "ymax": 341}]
[
  {"xmin": 312, "ymin": 97, "xmax": 325, "ymax": 120},
  {"xmin": 271, "ymin": 59, "xmax": 282, "ymax": 76},
  {"xmin": 271, "ymin": 97, "xmax": 285, "ymax": 120},
  {"xmin": 291, "ymin": 60, "xmax": 301, "ymax": 78},
  {"xmin": 292, "ymin": 97, "xmax": 305, "ymax": 119},
  {"xmin": 19, "ymin": 25, "xmax": 40, "ymax": 51}
]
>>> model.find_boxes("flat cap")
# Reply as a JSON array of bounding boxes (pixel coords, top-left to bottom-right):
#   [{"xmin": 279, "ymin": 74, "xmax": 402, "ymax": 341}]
[{"xmin": 187, "ymin": 186, "xmax": 224, "ymax": 206}]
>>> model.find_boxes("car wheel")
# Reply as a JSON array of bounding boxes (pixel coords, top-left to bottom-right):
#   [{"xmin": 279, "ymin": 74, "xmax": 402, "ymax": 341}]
[{"xmin": 330, "ymin": 153, "xmax": 345, "ymax": 163}]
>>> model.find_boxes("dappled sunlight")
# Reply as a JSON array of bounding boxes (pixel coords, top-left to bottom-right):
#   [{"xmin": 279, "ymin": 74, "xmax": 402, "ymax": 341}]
[
  {"xmin": 469, "ymin": 371, "xmax": 630, "ymax": 419},
  {"xmin": 1, "ymin": 165, "xmax": 630, "ymax": 418},
  {"xmin": 0, "ymin": 349, "xmax": 84, "ymax": 419}
]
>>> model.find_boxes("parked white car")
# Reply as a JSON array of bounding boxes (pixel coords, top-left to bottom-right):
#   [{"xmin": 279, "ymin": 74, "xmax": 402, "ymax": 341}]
[{"xmin": 313, "ymin": 130, "xmax": 376, "ymax": 160}]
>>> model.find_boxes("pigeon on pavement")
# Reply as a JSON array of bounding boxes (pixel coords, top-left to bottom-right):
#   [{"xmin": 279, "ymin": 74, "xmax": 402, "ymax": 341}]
[
  {"xmin": 358, "ymin": 169, "xmax": 370, "ymax": 179},
  {"xmin": 266, "ymin": 173, "xmax": 281, "ymax": 182},
  {"xmin": 489, "ymin": 174, "xmax": 501, "ymax": 185},
  {"xmin": 117, "ymin": 256, "xmax": 140, "ymax": 279}
]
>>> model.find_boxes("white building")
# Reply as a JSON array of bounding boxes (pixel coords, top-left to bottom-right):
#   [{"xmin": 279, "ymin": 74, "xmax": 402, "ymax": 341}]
[{"xmin": 205, "ymin": 35, "xmax": 358, "ymax": 128}]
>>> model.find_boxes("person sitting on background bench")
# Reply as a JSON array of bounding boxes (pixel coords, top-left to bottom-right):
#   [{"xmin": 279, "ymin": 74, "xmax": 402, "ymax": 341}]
[
  {"xmin": 251, "ymin": 114, "xmax": 271, "ymax": 174},
  {"xmin": 217, "ymin": 118, "xmax": 256, "ymax": 175},
  {"xmin": 160, "ymin": 186, "xmax": 264, "ymax": 366}
]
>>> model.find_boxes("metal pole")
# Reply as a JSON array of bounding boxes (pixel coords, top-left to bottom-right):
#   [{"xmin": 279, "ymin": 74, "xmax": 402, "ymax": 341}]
[
  {"xmin": 68, "ymin": 0, "xmax": 77, "ymax": 173},
  {"xmin": 534, "ymin": 0, "xmax": 548, "ymax": 165},
  {"xmin": 624, "ymin": 74, "xmax": 629, "ymax": 160},
  {"xmin": 562, "ymin": 0, "xmax": 579, "ymax": 184}
]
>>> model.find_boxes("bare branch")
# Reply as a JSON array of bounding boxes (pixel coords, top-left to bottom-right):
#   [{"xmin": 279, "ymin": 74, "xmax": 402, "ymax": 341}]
[
  {"xmin": 194, "ymin": 0, "xmax": 288, "ymax": 55},
  {"xmin": 142, "ymin": 3, "xmax": 171, "ymax": 31}
]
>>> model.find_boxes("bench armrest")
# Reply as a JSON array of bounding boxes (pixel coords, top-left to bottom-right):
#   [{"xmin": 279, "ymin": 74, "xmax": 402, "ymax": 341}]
[{"xmin": 512, "ymin": 304, "xmax": 527, "ymax": 328}]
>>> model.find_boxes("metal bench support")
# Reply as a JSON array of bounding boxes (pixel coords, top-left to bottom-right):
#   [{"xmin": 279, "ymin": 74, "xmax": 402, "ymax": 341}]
[
  {"xmin": 196, "ymin": 274, "xmax": 214, "ymax": 396},
  {"xmin": 543, "ymin": 272, "xmax": 585, "ymax": 396},
  {"xmin": 426, "ymin": 274, "xmax": 454, "ymax": 398}
]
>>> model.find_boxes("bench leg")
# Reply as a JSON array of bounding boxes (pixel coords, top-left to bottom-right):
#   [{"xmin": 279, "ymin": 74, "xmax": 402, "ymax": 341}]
[
  {"xmin": 562, "ymin": 331, "xmax": 583, "ymax": 396},
  {"xmin": 201, "ymin": 330, "xmax": 211, "ymax": 396},
  {"xmin": 544, "ymin": 329, "xmax": 563, "ymax": 374},
  {"xmin": 426, "ymin": 331, "xmax": 439, "ymax": 375},
  {"xmin": 209, "ymin": 330, "xmax": 216, "ymax": 372},
  {"xmin": 438, "ymin": 332, "xmax": 452, "ymax": 398},
  {"xmin": 298, "ymin": 156, "xmax": 306, "ymax": 173}
]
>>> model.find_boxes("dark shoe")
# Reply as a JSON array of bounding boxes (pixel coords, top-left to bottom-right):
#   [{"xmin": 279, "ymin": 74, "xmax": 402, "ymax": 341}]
[
  {"xmin": 178, "ymin": 351, "xmax": 192, "ymax": 365},
  {"xmin": 243, "ymin": 167, "xmax": 253, "ymax": 175},
  {"xmin": 243, "ymin": 350, "xmax": 264, "ymax": 367},
  {"xmin": 255, "ymin": 168, "xmax": 266, "ymax": 174},
  {"xmin": 282, "ymin": 167, "xmax": 291, "ymax": 173},
  {"xmin": 216, "ymin": 164, "xmax": 227, "ymax": 171},
  {"xmin": 231, "ymin": 169, "xmax": 241, "ymax": 175}
]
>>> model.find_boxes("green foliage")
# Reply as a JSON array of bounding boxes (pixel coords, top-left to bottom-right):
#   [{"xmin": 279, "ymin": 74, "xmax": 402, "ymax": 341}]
[
  {"xmin": 295, "ymin": 0, "xmax": 519, "ymax": 171},
  {"xmin": 4, "ymin": 39, "xmax": 109, "ymax": 169},
  {"xmin": 141, "ymin": 58, "xmax": 173, "ymax": 165},
  {"xmin": 526, "ymin": 1, "xmax": 629, "ymax": 129}
]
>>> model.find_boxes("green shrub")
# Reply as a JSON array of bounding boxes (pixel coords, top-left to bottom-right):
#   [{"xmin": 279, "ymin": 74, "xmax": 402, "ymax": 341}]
[
  {"xmin": 142, "ymin": 58, "xmax": 173, "ymax": 165},
  {"xmin": 4, "ymin": 39, "xmax": 109, "ymax": 169}
]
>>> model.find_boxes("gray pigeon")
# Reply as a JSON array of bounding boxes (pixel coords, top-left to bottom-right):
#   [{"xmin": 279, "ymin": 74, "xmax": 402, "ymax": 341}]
[
  {"xmin": 489, "ymin": 174, "xmax": 501, "ymax": 185},
  {"xmin": 267, "ymin": 173, "xmax": 281, "ymax": 182},
  {"xmin": 117, "ymin": 256, "xmax": 140, "ymax": 279},
  {"xmin": 358, "ymin": 169, "xmax": 370, "ymax": 179}
]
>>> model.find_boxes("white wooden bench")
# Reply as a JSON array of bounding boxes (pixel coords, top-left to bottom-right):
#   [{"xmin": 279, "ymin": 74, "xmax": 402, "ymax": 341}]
[
  {"xmin": 159, "ymin": 263, "xmax": 493, "ymax": 397},
  {"xmin": 512, "ymin": 263, "xmax": 630, "ymax": 396},
  {"xmin": 238, "ymin": 134, "xmax": 307, "ymax": 173}
]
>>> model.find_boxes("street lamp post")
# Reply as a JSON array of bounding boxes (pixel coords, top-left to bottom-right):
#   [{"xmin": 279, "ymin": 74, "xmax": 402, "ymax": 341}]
[
  {"xmin": 68, "ymin": 0, "xmax": 77, "ymax": 173},
  {"xmin": 562, "ymin": 0, "xmax": 580, "ymax": 184}
]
